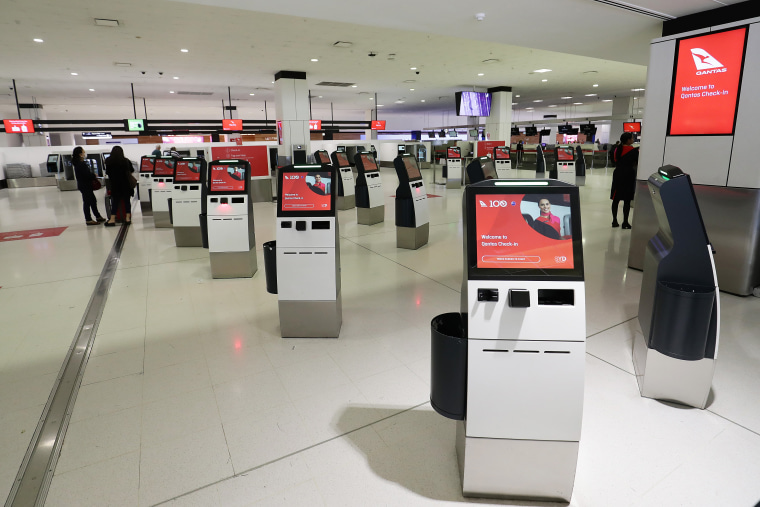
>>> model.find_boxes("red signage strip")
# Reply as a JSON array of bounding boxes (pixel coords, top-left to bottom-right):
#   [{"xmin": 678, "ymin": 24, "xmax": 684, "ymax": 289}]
[
  {"xmin": 3, "ymin": 119, "xmax": 35, "ymax": 134},
  {"xmin": 668, "ymin": 27, "xmax": 747, "ymax": 136},
  {"xmin": 211, "ymin": 145, "xmax": 269, "ymax": 177},
  {"xmin": 371, "ymin": 120, "xmax": 386, "ymax": 130},
  {"xmin": 223, "ymin": 119, "xmax": 243, "ymax": 131},
  {"xmin": 0, "ymin": 227, "xmax": 67, "ymax": 242},
  {"xmin": 309, "ymin": 120, "xmax": 322, "ymax": 130}
]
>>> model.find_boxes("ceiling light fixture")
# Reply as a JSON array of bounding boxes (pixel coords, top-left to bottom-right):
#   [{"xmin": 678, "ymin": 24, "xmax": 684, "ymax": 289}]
[
  {"xmin": 515, "ymin": 94, "xmax": 520, "ymax": 98},
  {"xmin": 585, "ymin": 93, "xmax": 597, "ymax": 96},
  {"xmin": 421, "ymin": 99, "xmax": 425, "ymax": 102},
  {"xmin": 561, "ymin": 96, "xmax": 572, "ymax": 99},
  {"xmin": 369, "ymin": 97, "xmax": 373, "ymax": 100},
  {"xmin": 526, "ymin": 107, "xmax": 534, "ymax": 110},
  {"xmin": 351, "ymin": 85, "xmax": 357, "ymax": 88},
  {"xmin": 318, "ymin": 95, "xmax": 323, "ymax": 98},
  {"xmin": 593, "ymin": 84, "xmax": 599, "ymax": 87},
  {"xmin": 410, "ymin": 67, "xmax": 417, "ymax": 70},
  {"xmin": 70, "ymin": 72, "xmax": 78, "ymax": 76},
  {"xmin": 249, "ymin": 93, "xmax": 255, "ymax": 96},
  {"xmin": 180, "ymin": 49, "xmax": 188, "ymax": 53},
  {"xmin": 377, "ymin": 104, "xmax": 384, "ymax": 107},
  {"xmin": 548, "ymin": 104, "xmax": 557, "ymax": 107},
  {"xmin": 542, "ymin": 79, "xmax": 548, "ymax": 82},
  {"xmin": 410, "ymin": 88, "xmax": 415, "ymax": 91},
  {"xmin": 478, "ymin": 73, "xmax": 484, "ymax": 76},
  {"xmin": 533, "ymin": 69, "xmax": 552, "ymax": 73},
  {"xmin": 311, "ymin": 58, "xmax": 319, "ymax": 62},
  {"xmin": 169, "ymin": 91, "xmax": 175, "ymax": 93},
  {"xmin": 573, "ymin": 102, "xmax": 583, "ymax": 105},
  {"xmin": 89, "ymin": 88, "xmax": 95, "ymax": 91},
  {"xmin": 632, "ymin": 88, "xmax": 645, "ymax": 91},
  {"xmin": 602, "ymin": 99, "xmax": 613, "ymax": 102},
  {"xmin": 33, "ymin": 38, "xmax": 44, "ymax": 43},
  {"xmin": 533, "ymin": 100, "xmax": 543, "ymax": 103},
  {"xmin": 173, "ymin": 76, "xmax": 179, "ymax": 79}
]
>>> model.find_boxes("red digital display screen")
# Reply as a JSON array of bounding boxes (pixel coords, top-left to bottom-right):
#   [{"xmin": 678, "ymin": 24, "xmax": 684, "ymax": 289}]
[
  {"xmin": 174, "ymin": 160, "xmax": 202, "ymax": 182},
  {"xmin": 334, "ymin": 152, "xmax": 350, "ymax": 167},
  {"xmin": 359, "ymin": 154, "xmax": 378, "ymax": 172},
  {"xmin": 3, "ymin": 119, "xmax": 35, "ymax": 133},
  {"xmin": 280, "ymin": 171, "xmax": 332, "ymax": 211},
  {"xmin": 623, "ymin": 122, "xmax": 641, "ymax": 133},
  {"xmin": 669, "ymin": 27, "xmax": 747, "ymax": 136},
  {"xmin": 140, "ymin": 157, "xmax": 155, "ymax": 173},
  {"xmin": 447, "ymin": 148, "xmax": 461, "ymax": 159},
  {"xmin": 494, "ymin": 147, "xmax": 510, "ymax": 160},
  {"xmin": 223, "ymin": 119, "xmax": 242, "ymax": 131},
  {"xmin": 476, "ymin": 194, "xmax": 573, "ymax": 269},
  {"xmin": 403, "ymin": 157, "xmax": 421, "ymax": 180},
  {"xmin": 316, "ymin": 151, "xmax": 331, "ymax": 164},
  {"xmin": 557, "ymin": 147, "xmax": 575, "ymax": 161},
  {"xmin": 371, "ymin": 120, "xmax": 386, "ymax": 130},
  {"xmin": 153, "ymin": 158, "xmax": 175, "ymax": 176},
  {"xmin": 309, "ymin": 120, "xmax": 322, "ymax": 130},
  {"xmin": 210, "ymin": 165, "xmax": 246, "ymax": 192}
]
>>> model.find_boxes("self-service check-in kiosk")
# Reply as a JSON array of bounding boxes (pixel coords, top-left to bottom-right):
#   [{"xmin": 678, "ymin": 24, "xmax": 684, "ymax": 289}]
[
  {"xmin": 47, "ymin": 154, "xmax": 61, "ymax": 176},
  {"xmin": 493, "ymin": 146, "xmax": 511, "ymax": 178},
  {"xmin": 151, "ymin": 157, "xmax": 175, "ymax": 227},
  {"xmin": 556, "ymin": 146, "xmax": 576, "ymax": 184},
  {"xmin": 331, "ymin": 151, "xmax": 356, "ymax": 210},
  {"xmin": 171, "ymin": 157, "xmax": 207, "ymax": 247},
  {"xmin": 431, "ymin": 179, "xmax": 585, "ymax": 501},
  {"xmin": 633, "ymin": 165, "xmax": 719, "ymax": 409},
  {"xmin": 57, "ymin": 154, "xmax": 77, "ymax": 191},
  {"xmin": 354, "ymin": 151, "xmax": 384, "ymax": 225},
  {"xmin": 139, "ymin": 156, "xmax": 155, "ymax": 215},
  {"xmin": 446, "ymin": 147, "xmax": 463, "ymax": 189},
  {"xmin": 207, "ymin": 160, "xmax": 257, "ymax": 278},
  {"xmin": 394, "ymin": 154, "xmax": 429, "ymax": 249},
  {"xmin": 465, "ymin": 156, "xmax": 498, "ymax": 185},
  {"xmin": 276, "ymin": 164, "xmax": 341, "ymax": 338}
]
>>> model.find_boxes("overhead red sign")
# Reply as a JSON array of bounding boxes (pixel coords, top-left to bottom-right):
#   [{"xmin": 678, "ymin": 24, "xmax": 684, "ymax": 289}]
[
  {"xmin": 669, "ymin": 27, "xmax": 747, "ymax": 136},
  {"xmin": 476, "ymin": 140, "xmax": 506, "ymax": 157},
  {"xmin": 623, "ymin": 122, "xmax": 641, "ymax": 133},
  {"xmin": 211, "ymin": 145, "xmax": 269, "ymax": 177},
  {"xmin": 223, "ymin": 119, "xmax": 243, "ymax": 131},
  {"xmin": 309, "ymin": 120, "xmax": 322, "ymax": 130},
  {"xmin": 3, "ymin": 119, "xmax": 35, "ymax": 134},
  {"xmin": 0, "ymin": 227, "xmax": 66, "ymax": 242},
  {"xmin": 371, "ymin": 120, "xmax": 386, "ymax": 130}
]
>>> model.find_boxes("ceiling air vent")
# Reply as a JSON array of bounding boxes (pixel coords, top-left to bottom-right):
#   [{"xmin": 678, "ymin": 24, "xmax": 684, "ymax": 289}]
[
  {"xmin": 94, "ymin": 18, "xmax": 120, "ymax": 27},
  {"xmin": 333, "ymin": 41, "xmax": 353, "ymax": 48},
  {"xmin": 177, "ymin": 91, "xmax": 214, "ymax": 96},
  {"xmin": 316, "ymin": 82, "xmax": 355, "ymax": 87}
]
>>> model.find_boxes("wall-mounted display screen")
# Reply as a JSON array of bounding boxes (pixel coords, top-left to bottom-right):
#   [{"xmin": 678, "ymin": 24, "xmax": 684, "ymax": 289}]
[
  {"xmin": 476, "ymin": 193, "xmax": 574, "ymax": 269},
  {"xmin": 668, "ymin": 27, "xmax": 747, "ymax": 136},
  {"xmin": 511, "ymin": 127, "xmax": 520, "ymax": 135},
  {"xmin": 280, "ymin": 171, "xmax": 332, "ymax": 211},
  {"xmin": 47, "ymin": 154, "xmax": 59, "ymax": 163},
  {"xmin": 309, "ymin": 120, "xmax": 322, "ymax": 130},
  {"xmin": 153, "ymin": 158, "xmax": 175, "ymax": 176},
  {"xmin": 455, "ymin": 91, "xmax": 492, "ymax": 116},
  {"xmin": 209, "ymin": 164, "xmax": 247, "ymax": 192},
  {"xmin": 447, "ymin": 130, "xmax": 457, "ymax": 137},
  {"xmin": 315, "ymin": 151, "xmax": 331, "ymax": 164},
  {"xmin": 174, "ymin": 160, "xmax": 202, "ymax": 182},
  {"xmin": 403, "ymin": 156, "xmax": 421, "ymax": 180},
  {"xmin": 371, "ymin": 120, "xmax": 386, "ymax": 130},
  {"xmin": 359, "ymin": 153, "xmax": 378, "ymax": 172},
  {"xmin": 140, "ymin": 157, "xmax": 155, "ymax": 173},
  {"xmin": 469, "ymin": 129, "xmax": 478, "ymax": 137},
  {"xmin": 223, "ymin": 119, "xmax": 242, "ymax": 131},
  {"xmin": 557, "ymin": 124, "xmax": 573, "ymax": 134},
  {"xmin": 126, "ymin": 119, "xmax": 145, "ymax": 132},
  {"xmin": 333, "ymin": 152, "xmax": 350, "ymax": 167},
  {"xmin": 624, "ymin": 122, "xmax": 642, "ymax": 133},
  {"xmin": 447, "ymin": 147, "xmax": 461, "ymax": 159},
  {"xmin": 525, "ymin": 126, "xmax": 538, "ymax": 136},
  {"xmin": 557, "ymin": 147, "xmax": 575, "ymax": 161},
  {"xmin": 3, "ymin": 119, "xmax": 35, "ymax": 133},
  {"xmin": 494, "ymin": 146, "xmax": 510, "ymax": 160}
]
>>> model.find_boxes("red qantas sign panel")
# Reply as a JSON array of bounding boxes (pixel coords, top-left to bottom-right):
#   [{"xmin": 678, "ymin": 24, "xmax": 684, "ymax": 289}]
[
  {"xmin": 623, "ymin": 122, "xmax": 641, "ymax": 133},
  {"xmin": 669, "ymin": 27, "xmax": 747, "ymax": 136},
  {"xmin": 280, "ymin": 171, "xmax": 332, "ymax": 211},
  {"xmin": 223, "ymin": 119, "xmax": 242, "ymax": 131},
  {"xmin": 3, "ymin": 119, "xmax": 34, "ymax": 134},
  {"xmin": 211, "ymin": 145, "xmax": 269, "ymax": 177},
  {"xmin": 0, "ymin": 227, "xmax": 67, "ymax": 242},
  {"xmin": 371, "ymin": 120, "xmax": 386, "ymax": 130},
  {"xmin": 309, "ymin": 120, "xmax": 322, "ymax": 130},
  {"xmin": 476, "ymin": 140, "xmax": 506, "ymax": 157},
  {"xmin": 476, "ymin": 194, "xmax": 573, "ymax": 269},
  {"xmin": 210, "ymin": 165, "xmax": 246, "ymax": 192}
]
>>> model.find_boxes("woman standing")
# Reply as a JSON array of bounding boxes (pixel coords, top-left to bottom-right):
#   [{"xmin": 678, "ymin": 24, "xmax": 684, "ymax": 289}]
[
  {"xmin": 610, "ymin": 132, "xmax": 639, "ymax": 229},
  {"xmin": 104, "ymin": 146, "xmax": 134, "ymax": 226},
  {"xmin": 72, "ymin": 147, "xmax": 105, "ymax": 226}
]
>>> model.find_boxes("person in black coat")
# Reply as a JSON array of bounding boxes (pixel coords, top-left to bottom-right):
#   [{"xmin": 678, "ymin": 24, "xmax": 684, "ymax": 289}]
[
  {"xmin": 609, "ymin": 133, "xmax": 639, "ymax": 229},
  {"xmin": 104, "ymin": 146, "xmax": 134, "ymax": 226},
  {"xmin": 72, "ymin": 146, "xmax": 105, "ymax": 226}
]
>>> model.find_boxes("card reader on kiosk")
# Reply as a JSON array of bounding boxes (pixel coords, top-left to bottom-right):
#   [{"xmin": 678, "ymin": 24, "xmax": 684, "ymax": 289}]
[
  {"xmin": 446, "ymin": 147, "xmax": 463, "ymax": 189},
  {"xmin": 465, "ymin": 156, "xmax": 498, "ymax": 185},
  {"xmin": 171, "ymin": 157, "xmax": 207, "ymax": 247},
  {"xmin": 206, "ymin": 159, "xmax": 257, "ymax": 278},
  {"xmin": 555, "ymin": 146, "xmax": 576, "ymax": 184},
  {"xmin": 139, "ymin": 156, "xmax": 155, "ymax": 215},
  {"xmin": 393, "ymin": 154, "xmax": 429, "ymax": 249},
  {"xmin": 151, "ymin": 157, "xmax": 176, "ymax": 227},
  {"xmin": 633, "ymin": 165, "xmax": 719, "ymax": 409},
  {"xmin": 431, "ymin": 179, "xmax": 585, "ymax": 501},
  {"xmin": 331, "ymin": 151, "xmax": 355, "ymax": 210},
  {"xmin": 276, "ymin": 164, "xmax": 342, "ymax": 338},
  {"xmin": 354, "ymin": 151, "xmax": 385, "ymax": 225},
  {"xmin": 493, "ymin": 146, "xmax": 511, "ymax": 178}
]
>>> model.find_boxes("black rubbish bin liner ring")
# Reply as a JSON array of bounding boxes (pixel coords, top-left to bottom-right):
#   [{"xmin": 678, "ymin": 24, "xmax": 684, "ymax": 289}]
[{"xmin": 263, "ymin": 240, "xmax": 277, "ymax": 295}]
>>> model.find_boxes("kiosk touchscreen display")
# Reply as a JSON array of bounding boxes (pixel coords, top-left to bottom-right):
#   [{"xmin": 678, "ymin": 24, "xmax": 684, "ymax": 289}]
[
  {"xmin": 316, "ymin": 151, "xmax": 331, "ymax": 164},
  {"xmin": 475, "ymin": 193, "xmax": 574, "ymax": 270},
  {"xmin": 447, "ymin": 148, "xmax": 461, "ymax": 159},
  {"xmin": 280, "ymin": 171, "xmax": 332, "ymax": 211},
  {"xmin": 557, "ymin": 147, "xmax": 575, "ymax": 161},
  {"xmin": 174, "ymin": 160, "xmax": 202, "ymax": 182},
  {"xmin": 359, "ymin": 154, "xmax": 378, "ymax": 172},
  {"xmin": 210, "ymin": 164, "xmax": 247, "ymax": 192},
  {"xmin": 334, "ymin": 152, "xmax": 350, "ymax": 167},
  {"xmin": 153, "ymin": 158, "xmax": 175, "ymax": 176},
  {"xmin": 494, "ymin": 147, "xmax": 510, "ymax": 160},
  {"xmin": 140, "ymin": 157, "xmax": 155, "ymax": 173},
  {"xmin": 47, "ymin": 154, "xmax": 59, "ymax": 163},
  {"xmin": 403, "ymin": 157, "xmax": 421, "ymax": 180}
]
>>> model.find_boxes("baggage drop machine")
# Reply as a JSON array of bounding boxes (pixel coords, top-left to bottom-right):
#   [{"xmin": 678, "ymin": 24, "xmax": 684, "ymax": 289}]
[
  {"xmin": 633, "ymin": 165, "xmax": 719, "ymax": 409},
  {"xmin": 493, "ymin": 146, "xmax": 512, "ymax": 178},
  {"xmin": 172, "ymin": 157, "xmax": 207, "ymax": 247},
  {"xmin": 431, "ymin": 179, "xmax": 586, "ymax": 501},
  {"xmin": 139, "ymin": 156, "xmax": 155, "ymax": 215},
  {"xmin": 555, "ymin": 146, "xmax": 576, "ymax": 184},
  {"xmin": 58, "ymin": 154, "xmax": 77, "ymax": 191},
  {"xmin": 276, "ymin": 164, "xmax": 342, "ymax": 338},
  {"xmin": 331, "ymin": 150, "xmax": 356, "ymax": 210},
  {"xmin": 394, "ymin": 154, "xmax": 429, "ymax": 249},
  {"xmin": 446, "ymin": 147, "xmax": 463, "ymax": 189},
  {"xmin": 354, "ymin": 151, "xmax": 385, "ymax": 225},
  {"xmin": 206, "ymin": 160, "xmax": 258, "ymax": 278},
  {"xmin": 151, "ymin": 157, "xmax": 176, "ymax": 227}
]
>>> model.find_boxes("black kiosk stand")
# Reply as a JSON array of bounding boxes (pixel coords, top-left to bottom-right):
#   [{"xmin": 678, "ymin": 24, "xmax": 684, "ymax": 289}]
[
  {"xmin": 354, "ymin": 151, "xmax": 385, "ymax": 225},
  {"xmin": 393, "ymin": 154, "xmax": 429, "ymax": 249},
  {"xmin": 633, "ymin": 165, "xmax": 719, "ymax": 409},
  {"xmin": 331, "ymin": 151, "xmax": 356, "ymax": 210}
]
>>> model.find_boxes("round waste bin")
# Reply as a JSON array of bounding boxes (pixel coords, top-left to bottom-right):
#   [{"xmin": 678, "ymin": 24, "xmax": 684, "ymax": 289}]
[
  {"xmin": 650, "ymin": 281, "xmax": 715, "ymax": 361},
  {"xmin": 199, "ymin": 213, "xmax": 208, "ymax": 249},
  {"xmin": 430, "ymin": 312, "xmax": 467, "ymax": 420},
  {"xmin": 263, "ymin": 240, "xmax": 277, "ymax": 294}
]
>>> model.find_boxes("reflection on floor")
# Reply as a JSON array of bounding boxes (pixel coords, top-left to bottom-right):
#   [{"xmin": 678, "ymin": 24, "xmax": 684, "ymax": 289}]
[{"xmin": 0, "ymin": 167, "xmax": 759, "ymax": 507}]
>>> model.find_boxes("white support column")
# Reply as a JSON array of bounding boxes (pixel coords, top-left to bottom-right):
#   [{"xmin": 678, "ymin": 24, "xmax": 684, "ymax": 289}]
[
  {"xmin": 275, "ymin": 71, "xmax": 311, "ymax": 161},
  {"xmin": 484, "ymin": 87, "xmax": 513, "ymax": 142}
]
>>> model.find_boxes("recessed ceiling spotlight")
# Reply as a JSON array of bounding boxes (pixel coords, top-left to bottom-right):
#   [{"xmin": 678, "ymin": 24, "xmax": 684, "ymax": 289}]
[
  {"xmin": 631, "ymin": 88, "xmax": 645, "ymax": 91},
  {"xmin": 311, "ymin": 58, "xmax": 319, "ymax": 62},
  {"xmin": 318, "ymin": 95, "xmax": 323, "ymax": 98},
  {"xmin": 71, "ymin": 72, "xmax": 78, "ymax": 76},
  {"xmin": 410, "ymin": 88, "xmax": 415, "ymax": 91},
  {"xmin": 602, "ymin": 99, "xmax": 613, "ymax": 102},
  {"xmin": 377, "ymin": 104, "xmax": 384, "ymax": 107},
  {"xmin": 410, "ymin": 67, "xmax": 417, "ymax": 70},
  {"xmin": 548, "ymin": 104, "xmax": 557, "ymax": 107},
  {"xmin": 478, "ymin": 73, "xmax": 484, "ymax": 76},
  {"xmin": 533, "ymin": 100, "xmax": 543, "ymax": 103},
  {"xmin": 512, "ymin": 102, "xmax": 517, "ymax": 105},
  {"xmin": 395, "ymin": 100, "xmax": 405, "ymax": 104},
  {"xmin": 533, "ymin": 69, "xmax": 552, "ymax": 73},
  {"xmin": 585, "ymin": 93, "xmax": 597, "ymax": 96},
  {"xmin": 173, "ymin": 76, "xmax": 179, "ymax": 79},
  {"xmin": 561, "ymin": 96, "xmax": 572, "ymax": 99},
  {"xmin": 526, "ymin": 107, "xmax": 534, "ymax": 110},
  {"xmin": 271, "ymin": 81, "xmax": 275, "ymax": 84},
  {"xmin": 89, "ymin": 88, "xmax": 95, "ymax": 91},
  {"xmin": 592, "ymin": 84, "xmax": 599, "ymax": 87},
  {"xmin": 421, "ymin": 99, "xmax": 425, "ymax": 102},
  {"xmin": 515, "ymin": 94, "xmax": 520, "ymax": 98},
  {"xmin": 33, "ymin": 38, "xmax": 44, "ymax": 43},
  {"xmin": 180, "ymin": 49, "xmax": 188, "ymax": 53},
  {"xmin": 541, "ymin": 79, "xmax": 548, "ymax": 82},
  {"xmin": 369, "ymin": 97, "xmax": 373, "ymax": 100},
  {"xmin": 169, "ymin": 91, "xmax": 175, "ymax": 93},
  {"xmin": 573, "ymin": 102, "xmax": 583, "ymax": 105},
  {"xmin": 351, "ymin": 85, "xmax": 357, "ymax": 88},
  {"xmin": 249, "ymin": 93, "xmax": 255, "ymax": 96}
]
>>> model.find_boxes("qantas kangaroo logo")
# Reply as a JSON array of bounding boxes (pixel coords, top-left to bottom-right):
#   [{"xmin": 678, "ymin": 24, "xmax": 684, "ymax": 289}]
[{"xmin": 691, "ymin": 48, "xmax": 727, "ymax": 75}]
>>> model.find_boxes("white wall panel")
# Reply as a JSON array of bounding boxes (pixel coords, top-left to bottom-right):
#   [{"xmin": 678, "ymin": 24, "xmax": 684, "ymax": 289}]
[
  {"xmin": 663, "ymin": 136, "xmax": 733, "ymax": 186},
  {"xmin": 638, "ymin": 40, "xmax": 675, "ymax": 180},
  {"xmin": 728, "ymin": 23, "xmax": 760, "ymax": 188}
]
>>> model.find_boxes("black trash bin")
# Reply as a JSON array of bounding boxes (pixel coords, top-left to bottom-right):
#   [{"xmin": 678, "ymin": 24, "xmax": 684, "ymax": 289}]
[
  {"xmin": 649, "ymin": 281, "xmax": 715, "ymax": 361},
  {"xmin": 263, "ymin": 240, "xmax": 277, "ymax": 294},
  {"xmin": 199, "ymin": 213, "xmax": 208, "ymax": 249},
  {"xmin": 430, "ymin": 312, "xmax": 467, "ymax": 420}
]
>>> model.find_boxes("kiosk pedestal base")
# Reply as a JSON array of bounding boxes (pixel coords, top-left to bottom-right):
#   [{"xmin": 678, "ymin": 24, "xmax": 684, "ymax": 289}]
[
  {"xmin": 337, "ymin": 195, "xmax": 356, "ymax": 210},
  {"xmin": 57, "ymin": 179, "xmax": 77, "ymax": 191},
  {"xmin": 140, "ymin": 201, "xmax": 153, "ymax": 216},
  {"xmin": 446, "ymin": 179, "xmax": 461, "ymax": 189},
  {"xmin": 174, "ymin": 226, "xmax": 203, "ymax": 247},
  {"xmin": 632, "ymin": 326, "xmax": 714, "ymax": 409},
  {"xmin": 456, "ymin": 421, "xmax": 578, "ymax": 502},
  {"xmin": 396, "ymin": 223, "xmax": 429, "ymax": 250},
  {"xmin": 279, "ymin": 297, "xmax": 342, "ymax": 338},
  {"xmin": 154, "ymin": 211, "xmax": 172, "ymax": 228},
  {"xmin": 357, "ymin": 205, "xmax": 384, "ymax": 225},
  {"xmin": 210, "ymin": 249, "xmax": 258, "ymax": 279}
]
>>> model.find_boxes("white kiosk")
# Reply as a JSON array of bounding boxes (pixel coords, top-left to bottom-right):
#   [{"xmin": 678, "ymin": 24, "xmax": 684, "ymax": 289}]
[
  {"xmin": 276, "ymin": 164, "xmax": 341, "ymax": 338},
  {"xmin": 171, "ymin": 157, "xmax": 207, "ymax": 247},
  {"xmin": 393, "ymin": 154, "xmax": 429, "ymax": 249},
  {"xmin": 556, "ymin": 146, "xmax": 576, "ymax": 184},
  {"xmin": 138, "ymin": 156, "xmax": 154, "ymax": 215},
  {"xmin": 151, "ymin": 156, "xmax": 175, "ymax": 228},
  {"xmin": 445, "ymin": 147, "xmax": 463, "ymax": 189},
  {"xmin": 493, "ymin": 146, "xmax": 512, "ymax": 178},
  {"xmin": 206, "ymin": 160, "xmax": 257, "ymax": 278},
  {"xmin": 431, "ymin": 179, "xmax": 585, "ymax": 501},
  {"xmin": 331, "ymin": 151, "xmax": 356, "ymax": 210},
  {"xmin": 354, "ymin": 151, "xmax": 385, "ymax": 225}
]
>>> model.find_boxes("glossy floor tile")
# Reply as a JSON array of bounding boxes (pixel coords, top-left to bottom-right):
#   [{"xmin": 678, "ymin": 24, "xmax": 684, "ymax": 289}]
[{"xmin": 1, "ymin": 166, "xmax": 759, "ymax": 507}]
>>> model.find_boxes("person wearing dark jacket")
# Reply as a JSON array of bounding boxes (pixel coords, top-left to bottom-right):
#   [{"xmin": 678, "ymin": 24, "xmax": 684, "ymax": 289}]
[
  {"xmin": 609, "ymin": 133, "xmax": 639, "ymax": 229},
  {"xmin": 72, "ymin": 146, "xmax": 105, "ymax": 226},
  {"xmin": 104, "ymin": 146, "xmax": 134, "ymax": 226}
]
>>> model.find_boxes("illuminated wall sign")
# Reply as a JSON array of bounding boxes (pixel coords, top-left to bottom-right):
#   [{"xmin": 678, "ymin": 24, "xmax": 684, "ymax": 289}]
[
  {"xmin": 126, "ymin": 119, "xmax": 145, "ymax": 131},
  {"xmin": 309, "ymin": 119, "xmax": 322, "ymax": 130},
  {"xmin": 668, "ymin": 27, "xmax": 747, "ymax": 136},
  {"xmin": 223, "ymin": 119, "xmax": 242, "ymax": 131},
  {"xmin": 82, "ymin": 132, "xmax": 112, "ymax": 139},
  {"xmin": 3, "ymin": 119, "xmax": 35, "ymax": 133},
  {"xmin": 371, "ymin": 120, "xmax": 386, "ymax": 130}
]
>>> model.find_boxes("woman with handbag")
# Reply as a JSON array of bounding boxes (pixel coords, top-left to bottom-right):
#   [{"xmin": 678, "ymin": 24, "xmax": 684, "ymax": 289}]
[
  {"xmin": 104, "ymin": 146, "xmax": 134, "ymax": 226},
  {"xmin": 73, "ymin": 146, "xmax": 105, "ymax": 226}
]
